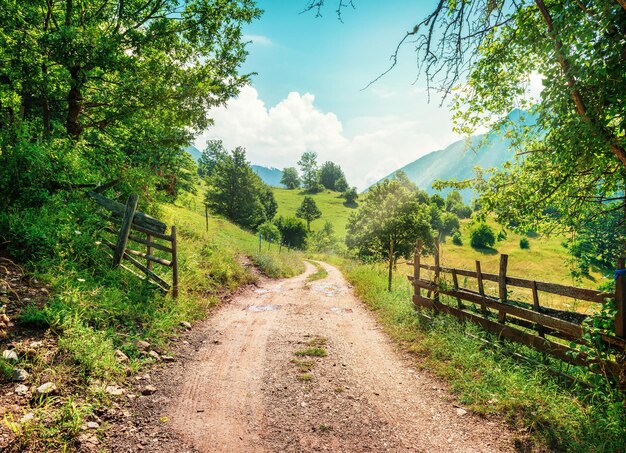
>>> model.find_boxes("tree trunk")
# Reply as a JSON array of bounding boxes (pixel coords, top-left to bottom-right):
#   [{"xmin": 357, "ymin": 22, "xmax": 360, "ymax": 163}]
[{"xmin": 66, "ymin": 66, "xmax": 84, "ymax": 139}]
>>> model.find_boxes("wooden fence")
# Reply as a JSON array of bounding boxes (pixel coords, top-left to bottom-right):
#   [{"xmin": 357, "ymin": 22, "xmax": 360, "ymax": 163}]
[
  {"xmin": 88, "ymin": 188, "xmax": 178, "ymax": 297},
  {"xmin": 408, "ymin": 239, "xmax": 625, "ymax": 381}
]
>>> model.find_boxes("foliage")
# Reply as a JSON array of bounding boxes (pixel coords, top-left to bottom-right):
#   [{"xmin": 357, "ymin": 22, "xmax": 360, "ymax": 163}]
[
  {"xmin": 452, "ymin": 230, "xmax": 463, "ymax": 246},
  {"xmin": 343, "ymin": 187, "xmax": 358, "ymax": 206},
  {"xmin": 440, "ymin": 212, "xmax": 460, "ymax": 237},
  {"xmin": 198, "ymin": 140, "xmax": 228, "ymax": 179},
  {"xmin": 280, "ymin": 167, "xmax": 301, "ymax": 189},
  {"xmin": 275, "ymin": 216, "xmax": 308, "ymax": 249},
  {"xmin": 319, "ymin": 161, "xmax": 347, "ymax": 191},
  {"xmin": 430, "ymin": 194, "xmax": 445, "ymax": 209},
  {"xmin": 205, "ymin": 147, "xmax": 276, "ymax": 230},
  {"xmin": 296, "ymin": 196, "xmax": 322, "ymax": 231},
  {"xmin": 258, "ymin": 221, "xmax": 281, "ymax": 244},
  {"xmin": 520, "ymin": 237, "xmax": 530, "ymax": 249},
  {"xmin": 346, "ymin": 179, "xmax": 433, "ymax": 261},
  {"xmin": 309, "ymin": 221, "xmax": 340, "ymax": 254},
  {"xmin": 470, "ymin": 223, "xmax": 496, "ymax": 249},
  {"xmin": 298, "ymin": 151, "xmax": 321, "ymax": 193}
]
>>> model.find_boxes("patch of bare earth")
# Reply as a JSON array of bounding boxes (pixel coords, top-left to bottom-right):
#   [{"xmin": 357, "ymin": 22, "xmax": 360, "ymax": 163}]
[{"xmin": 106, "ymin": 261, "xmax": 517, "ymax": 452}]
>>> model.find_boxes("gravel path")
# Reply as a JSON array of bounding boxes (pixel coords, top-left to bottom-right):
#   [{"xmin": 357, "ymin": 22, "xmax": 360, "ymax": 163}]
[{"xmin": 163, "ymin": 261, "xmax": 515, "ymax": 452}]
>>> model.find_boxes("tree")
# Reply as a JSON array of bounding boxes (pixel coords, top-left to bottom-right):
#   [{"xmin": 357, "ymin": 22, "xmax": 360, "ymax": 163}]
[
  {"xmin": 275, "ymin": 216, "xmax": 308, "ymax": 249},
  {"xmin": 440, "ymin": 212, "xmax": 460, "ymax": 237},
  {"xmin": 346, "ymin": 179, "xmax": 433, "ymax": 290},
  {"xmin": 298, "ymin": 151, "xmax": 321, "ymax": 192},
  {"xmin": 319, "ymin": 161, "xmax": 346, "ymax": 191},
  {"xmin": 205, "ymin": 147, "xmax": 274, "ymax": 229},
  {"xmin": 258, "ymin": 222, "xmax": 281, "ymax": 249},
  {"xmin": 198, "ymin": 140, "xmax": 227, "ymax": 178},
  {"xmin": 430, "ymin": 194, "xmax": 445, "ymax": 209},
  {"xmin": 335, "ymin": 175, "xmax": 349, "ymax": 193},
  {"xmin": 343, "ymin": 187, "xmax": 358, "ymax": 206},
  {"xmin": 281, "ymin": 167, "xmax": 301, "ymax": 189},
  {"xmin": 470, "ymin": 223, "xmax": 496, "ymax": 249},
  {"xmin": 310, "ymin": 221, "xmax": 340, "ymax": 253},
  {"xmin": 296, "ymin": 196, "xmax": 322, "ymax": 231}
]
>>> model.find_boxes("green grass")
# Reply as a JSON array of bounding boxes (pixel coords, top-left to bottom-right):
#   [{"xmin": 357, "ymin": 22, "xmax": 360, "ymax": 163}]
[
  {"xmin": 327, "ymin": 255, "xmax": 626, "ymax": 451},
  {"xmin": 306, "ymin": 260, "xmax": 328, "ymax": 282},
  {"xmin": 293, "ymin": 347, "xmax": 327, "ymax": 357},
  {"xmin": 274, "ymin": 188, "xmax": 355, "ymax": 239}
]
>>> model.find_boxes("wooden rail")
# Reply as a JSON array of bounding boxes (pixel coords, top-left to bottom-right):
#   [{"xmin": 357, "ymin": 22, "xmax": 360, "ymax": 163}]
[{"xmin": 409, "ymin": 239, "xmax": 626, "ymax": 381}]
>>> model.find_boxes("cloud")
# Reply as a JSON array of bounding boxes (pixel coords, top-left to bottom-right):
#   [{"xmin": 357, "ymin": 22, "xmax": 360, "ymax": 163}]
[
  {"xmin": 195, "ymin": 86, "xmax": 459, "ymax": 191},
  {"xmin": 243, "ymin": 34, "xmax": 273, "ymax": 46}
]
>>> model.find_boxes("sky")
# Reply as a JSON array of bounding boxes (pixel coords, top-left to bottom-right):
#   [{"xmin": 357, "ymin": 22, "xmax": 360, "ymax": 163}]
[{"xmin": 194, "ymin": 1, "xmax": 463, "ymax": 191}]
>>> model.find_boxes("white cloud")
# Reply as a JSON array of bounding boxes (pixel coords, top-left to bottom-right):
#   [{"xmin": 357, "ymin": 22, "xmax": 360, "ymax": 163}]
[
  {"xmin": 195, "ymin": 86, "xmax": 459, "ymax": 191},
  {"xmin": 242, "ymin": 34, "xmax": 273, "ymax": 46}
]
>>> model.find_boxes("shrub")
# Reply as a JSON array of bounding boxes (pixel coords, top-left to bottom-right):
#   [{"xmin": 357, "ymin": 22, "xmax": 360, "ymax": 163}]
[
  {"xmin": 520, "ymin": 237, "xmax": 530, "ymax": 249},
  {"xmin": 497, "ymin": 229, "xmax": 507, "ymax": 241},
  {"xmin": 452, "ymin": 231, "xmax": 463, "ymax": 246},
  {"xmin": 470, "ymin": 223, "xmax": 496, "ymax": 249}
]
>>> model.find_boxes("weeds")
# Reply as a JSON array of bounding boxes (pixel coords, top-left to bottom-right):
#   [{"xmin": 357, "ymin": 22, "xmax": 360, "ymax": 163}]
[
  {"xmin": 294, "ymin": 347, "xmax": 327, "ymax": 357},
  {"xmin": 306, "ymin": 261, "xmax": 328, "ymax": 282}
]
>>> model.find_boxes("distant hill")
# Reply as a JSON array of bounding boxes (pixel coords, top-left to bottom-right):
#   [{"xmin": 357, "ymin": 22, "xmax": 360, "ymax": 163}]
[
  {"xmin": 376, "ymin": 109, "xmax": 537, "ymax": 202},
  {"xmin": 252, "ymin": 165, "xmax": 285, "ymax": 188},
  {"xmin": 185, "ymin": 145, "xmax": 202, "ymax": 161}
]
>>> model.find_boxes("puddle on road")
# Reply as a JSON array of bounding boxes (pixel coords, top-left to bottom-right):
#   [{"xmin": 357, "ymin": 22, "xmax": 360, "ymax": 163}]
[
  {"xmin": 253, "ymin": 285, "xmax": 285, "ymax": 295},
  {"xmin": 310, "ymin": 283, "xmax": 348, "ymax": 297},
  {"xmin": 245, "ymin": 304, "xmax": 281, "ymax": 312},
  {"xmin": 328, "ymin": 307, "xmax": 353, "ymax": 314}
]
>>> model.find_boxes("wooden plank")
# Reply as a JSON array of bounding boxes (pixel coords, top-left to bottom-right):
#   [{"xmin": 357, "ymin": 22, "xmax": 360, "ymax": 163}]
[
  {"xmin": 498, "ymin": 255, "xmax": 508, "ymax": 323},
  {"xmin": 113, "ymin": 195, "xmax": 138, "ymax": 268},
  {"xmin": 476, "ymin": 260, "xmax": 488, "ymax": 316},
  {"xmin": 147, "ymin": 234, "xmax": 153, "ymax": 271},
  {"xmin": 104, "ymin": 226, "xmax": 174, "ymax": 253},
  {"xmin": 124, "ymin": 248, "xmax": 172, "ymax": 267},
  {"xmin": 532, "ymin": 281, "xmax": 545, "ymax": 338},
  {"xmin": 451, "ymin": 269, "xmax": 464, "ymax": 309},
  {"xmin": 102, "ymin": 242, "xmax": 170, "ymax": 290},
  {"xmin": 89, "ymin": 191, "xmax": 167, "ymax": 233},
  {"xmin": 107, "ymin": 216, "xmax": 173, "ymax": 241},
  {"xmin": 616, "ymin": 257, "xmax": 626, "ymax": 338},
  {"xmin": 414, "ymin": 240, "xmax": 422, "ymax": 297},
  {"xmin": 433, "ymin": 238, "xmax": 440, "ymax": 305},
  {"xmin": 171, "ymin": 226, "xmax": 179, "ymax": 298},
  {"xmin": 413, "ymin": 294, "xmax": 434, "ymax": 309}
]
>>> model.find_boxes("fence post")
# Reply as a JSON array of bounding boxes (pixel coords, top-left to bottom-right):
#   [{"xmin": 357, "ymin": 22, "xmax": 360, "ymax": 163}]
[
  {"xmin": 476, "ymin": 260, "xmax": 487, "ymax": 317},
  {"xmin": 498, "ymin": 254, "xmax": 508, "ymax": 323},
  {"xmin": 146, "ymin": 234, "xmax": 153, "ymax": 271},
  {"xmin": 433, "ymin": 237, "xmax": 440, "ymax": 304},
  {"xmin": 171, "ymin": 226, "xmax": 178, "ymax": 298},
  {"xmin": 531, "ymin": 280, "xmax": 545, "ymax": 338},
  {"xmin": 113, "ymin": 195, "xmax": 139, "ymax": 268},
  {"xmin": 616, "ymin": 257, "xmax": 625, "ymax": 338},
  {"xmin": 414, "ymin": 240, "xmax": 422, "ymax": 298}
]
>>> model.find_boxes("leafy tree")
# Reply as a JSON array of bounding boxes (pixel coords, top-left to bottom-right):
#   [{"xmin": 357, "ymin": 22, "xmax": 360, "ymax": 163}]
[
  {"xmin": 258, "ymin": 222, "xmax": 281, "ymax": 245},
  {"xmin": 296, "ymin": 196, "xmax": 322, "ymax": 231},
  {"xmin": 310, "ymin": 221, "xmax": 340, "ymax": 253},
  {"xmin": 298, "ymin": 151, "xmax": 321, "ymax": 193},
  {"xmin": 275, "ymin": 216, "xmax": 308, "ymax": 249},
  {"xmin": 335, "ymin": 175, "xmax": 349, "ymax": 193},
  {"xmin": 452, "ymin": 231, "xmax": 463, "ymax": 246},
  {"xmin": 343, "ymin": 187, "xmax": 358, "ymax": 206},
  {"xmin": 198, "ymin": 140, "xmax": 227, "ymax": 178},
  {"xmin": 319, "ymin": 161, "xmax": 347, "ymax": 191},
  {"xmin": 346, "ymin": 179, "xmax": 433, "ymax": 290},
  {"xmin": 281, "ymin": 167, "xmax": 301, "ymax": 189},
  {"xmin": 205, "ymin": 147, "xmax": 273, "ymax": 229},
  {"xmin": 430, "ymin": 194, "xmax": 445, "ymax": 209},
  {"xmin": 440, "ymin": 212, "xmax": 460, "ymax": 237},
  {"xmin": 470, "ymin": 223, "xmax": 496, "ymax": 249},
  {"xmin": 520, "ymin": 237, "xmax": 530, "ymax": 250}
]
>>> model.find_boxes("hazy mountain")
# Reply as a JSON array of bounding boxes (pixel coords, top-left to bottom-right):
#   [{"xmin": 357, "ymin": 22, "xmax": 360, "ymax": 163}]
[
  {"xmin": 252, "ymin": 165, "xmax": 285, "ymax": 188},
  {"xmin": 376, "ymin": 109, "xmax": 537, "ymax": 202},
  {"xmin": 185, "ymin": 145, "xmax": 202, "ymax": 161}
]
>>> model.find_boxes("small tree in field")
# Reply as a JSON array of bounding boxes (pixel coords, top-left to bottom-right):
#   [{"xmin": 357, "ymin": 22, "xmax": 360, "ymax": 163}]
[
  {"xmin": 296, "ymin": 196, "xmax": 322, "ymax": 231},
  {"xmin": 298, "ymin": 151, "xmax": 321, "ymax": 193},
  {"xmin": 343, "ymin": 187, "xmax": 358, "ymax": 206},
  {"xmin": 257, "ymin": 222, "xmax": 281, "ymax": 249},
  {"xmin": 470, "ymin": 223, "xmax": 496, "ymax": 249},
  {"xmin": 281, "ymin": 167, "xmax": 301, "ymax": 189}
]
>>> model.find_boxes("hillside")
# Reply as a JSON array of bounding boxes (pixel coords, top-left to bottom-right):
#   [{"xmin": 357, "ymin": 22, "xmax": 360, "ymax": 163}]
[
  {"xmin": 252, "ymin": 165, "xmax": 285, "ymax": 188},
  {"xmin": 377, "ymin": 109, "xmax": 537, "ymax": 201}
]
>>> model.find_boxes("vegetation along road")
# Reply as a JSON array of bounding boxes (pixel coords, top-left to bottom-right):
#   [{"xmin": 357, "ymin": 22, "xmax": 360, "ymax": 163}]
[{"xmin": 110, "ymin": 261, "xmax": 514, "ymax": 452}]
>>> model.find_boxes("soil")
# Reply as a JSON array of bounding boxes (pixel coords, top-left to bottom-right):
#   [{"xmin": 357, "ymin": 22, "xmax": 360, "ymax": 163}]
[{"xmin": 105, "ymin": 261, "xmax": 517, "ymax": 452}]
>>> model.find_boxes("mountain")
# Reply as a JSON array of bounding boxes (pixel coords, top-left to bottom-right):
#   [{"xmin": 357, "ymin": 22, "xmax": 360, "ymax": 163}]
[
  {"xmin": 185, "ymin": 145, "xmax": 202, "ymax": 161},
  {"xmin": 252, "ymin": 165, "xmax": 285, "ymax": 188},
  {"xmin": 376, "ymin": 109, "xmax": 537, "ymax": 202}
]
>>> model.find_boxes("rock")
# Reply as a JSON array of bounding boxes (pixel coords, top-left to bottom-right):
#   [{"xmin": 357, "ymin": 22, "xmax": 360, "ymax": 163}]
[
  {"xmin": 180, "ymin": 321, "xmax": 192, "ymax": 329},
  {"xmin": 36, "ymin": 382, "xmax": 57, "ymax": 395},
  {"xmin": 86, "ymin": 421, "xmax": 100, "ymax": 430},
  {"xmin": 115, "ymin": 350, "xmax": 129, "ymax": 363},
  {"xmin": 11, "ymin": 368, "xmax": 29, "ymax": 382},
  {"xmin": 30, "ymin": 341, "xmax": 43, "ymax": 348},
  {"xmin": 161, "ymin": 355, "xmax": 175, "ymax": 362},
  {"xmin": 148, "ymin": 350, "xmax": 161, "ymax": 361},
  {"xmin": 104, "ymin": 385, "xmax": 124, "ymax": 396},
  {"xmin": 14, "ymin": 384, "xmax": 28, "ymax": 395},
  {"xmin": 136, "ymin": 340, "xmax": 150, "ymax": 350},
  {"xmin": 21, "ymin": 412, "xmax": 35, "ymax": 423},
  {"xmin": 141, "ymin": 385, "xmax": 157, "ymax": 395},
  {"xmin": 455, "ymin": 408, "xmax": 468, "ymax": 416},
  {"xmin": 78, "ymin": 433, "xmax": 100, "ymax": 450},
  {"xmin": 2, "ymin": 349, "xmax": 18, "ymax": 362}
]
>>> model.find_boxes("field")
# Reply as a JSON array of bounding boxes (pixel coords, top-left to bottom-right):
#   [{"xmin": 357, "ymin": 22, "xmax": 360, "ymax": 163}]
[{"xmin": 273, "ymin": 188, "xmax": 355, "ymax": 239}]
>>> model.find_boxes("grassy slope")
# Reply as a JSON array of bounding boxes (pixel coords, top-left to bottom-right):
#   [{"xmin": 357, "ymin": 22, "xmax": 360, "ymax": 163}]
[
  {"xmin": 273, "ymin": 188, "xmax": 355, "ymax": 239},
  {"xmin": 3, "ymin": 189, "xmax": 303, "ymax": 450}
]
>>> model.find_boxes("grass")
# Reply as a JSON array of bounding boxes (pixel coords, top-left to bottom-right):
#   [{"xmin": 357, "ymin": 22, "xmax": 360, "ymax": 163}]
[
  {"xmin": 2, "ymin": 185, "xmax": 305, "ymax": 450},
  {"xmin": 274, "ymin": 188, "xmax": 355, "ymax": 239},
  {"xmin": 297, "ymin": 373, "xmax": 313, "ymax": 382},
  {"xmin": 306, "ymin": 260, "xmax": 328, "ymax": 282},
  {"xmin": 327, "ymin": 255, "xmax": 626, "ymax": 451},
  {"xmin": 290, "ymin": 358, "xmax": 315, "ymax": 373},
  {"xmin": 293, "ymin": 347, "xmax": 327, "ymax": 357}
]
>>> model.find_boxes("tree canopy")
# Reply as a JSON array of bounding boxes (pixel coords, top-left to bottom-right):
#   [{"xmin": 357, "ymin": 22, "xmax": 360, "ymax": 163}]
[
  {"xmin": 296, "ymin": 196, "xmax": 322, "ymax": 231},
  {"xmin": 298, "ymin": 151, "xmax": 321, "ymax": 193},
  {"xmin": 281, "ymin": 167, "xmax": 301, "ymax": 189}
]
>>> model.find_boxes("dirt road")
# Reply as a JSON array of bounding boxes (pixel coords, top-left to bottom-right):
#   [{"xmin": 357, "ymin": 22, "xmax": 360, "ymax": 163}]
[{"xmin": 165, "ymin": 261, "xmax": 515, "ymax": 452}]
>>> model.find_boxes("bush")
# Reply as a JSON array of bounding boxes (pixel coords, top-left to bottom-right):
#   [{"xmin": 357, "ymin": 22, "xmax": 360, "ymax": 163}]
[
  {"xmin": 274, "ymin": 216, "xmax": 308, "ymax": 249},
  {"xmin": 452, "ymin": 231, "xmax": 463, "ymax": 246},
  {"xmin": 520, "ymin": 237, "xmax": 530, "ymax": 249},
  {"xmin": 470, "ymin": 223, "xmax": 496, "ymax": 249},
  {"xmin": 497, "ymin": 230, "xmax": 507, "ymax": 241}
]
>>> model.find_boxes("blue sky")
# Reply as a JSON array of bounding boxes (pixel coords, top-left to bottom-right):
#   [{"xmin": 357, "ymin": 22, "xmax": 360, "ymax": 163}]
[{"xmin": 195, "ymin": 1, "xmax": 463, "ymax": 190}]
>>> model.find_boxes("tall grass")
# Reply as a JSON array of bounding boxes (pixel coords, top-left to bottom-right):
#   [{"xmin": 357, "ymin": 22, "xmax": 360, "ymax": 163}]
[{"xmin": 329, "ymin": 256, "xmax": 626, "ymax": 451}]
